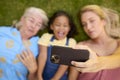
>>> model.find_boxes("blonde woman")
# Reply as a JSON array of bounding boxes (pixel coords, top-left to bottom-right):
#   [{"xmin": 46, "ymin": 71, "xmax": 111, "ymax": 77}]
[{"xmin": 69, "ymin": 5, "xmax": 120, "ymax": 80}]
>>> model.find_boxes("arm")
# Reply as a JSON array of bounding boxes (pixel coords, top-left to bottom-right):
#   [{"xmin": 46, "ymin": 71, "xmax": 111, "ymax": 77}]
[
  {"xmin": 51, "ymin": 65, "xmax": 68, "ymax": 80},
  {"xmin": 98, "ymin": 46, "xmax": 120, "ymax": 69},
  {"xmin": 68, "ymin": 66, "xmax": 79, "ymax": 80},
  {"xmin": 72, "ymin": 45, "xmax": 120, "ymax": 72},
  {"xmin": 37, "ymin": 45, "xmax": 47, "ymax": 80}
]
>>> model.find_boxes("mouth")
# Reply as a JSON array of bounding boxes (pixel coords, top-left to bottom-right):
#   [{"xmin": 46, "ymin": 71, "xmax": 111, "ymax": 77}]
[
  {"xmin": 57, "ymin": 32, "xmax": 65, "ymax": 37},
  {"xmin": 28, "ymin": 28, "xmax": 34, "ymax": 33}
]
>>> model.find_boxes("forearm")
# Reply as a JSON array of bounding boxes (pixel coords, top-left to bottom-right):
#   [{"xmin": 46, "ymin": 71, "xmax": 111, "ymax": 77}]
[
  {"xmin": 68, "ymin": 66, "xmax": 79, "ymax": 80},
  {"xmin": 51, "ymin": 65, "xmax": 68, "ymax": 80},
  {"xmin": 38, "ymin": 45, "xmax": 47, "ymax": 80},
  {"xmin": 99, "ymin": 47, "xmax": 120, "ymax": 70},
  {"xmin": 38, "ymin": 56, "xmax": 46, "ymax": 79}
]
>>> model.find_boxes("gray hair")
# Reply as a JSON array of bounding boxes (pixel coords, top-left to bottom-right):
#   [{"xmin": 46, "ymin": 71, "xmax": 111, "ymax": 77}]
[{"xmin": 13, "ymin": 7, "xmax": 48, "ymax": 30}]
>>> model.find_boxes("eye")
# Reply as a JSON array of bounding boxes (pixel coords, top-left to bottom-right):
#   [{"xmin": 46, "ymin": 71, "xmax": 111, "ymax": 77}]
[
  {"xmin": 82, "ymin": 22, "xmax": 87, "ymax": 27},
  {"xmin": 54, "ymin": 23, "xmax": 60, "ymax": 27},
  {"xmin": 90, "ymin": 19, "xmax": 95, "ymax": 23},
  {"xmin": 37, "ymin": 23, "xmax": 42, "ymax": 28},
  {"xmin": 27, "ymin": 17, "xmax": 34, "ymax": 23},
  {"xmin": 64, "ymin": 25, "xmax": 69, "ymax": 28}
]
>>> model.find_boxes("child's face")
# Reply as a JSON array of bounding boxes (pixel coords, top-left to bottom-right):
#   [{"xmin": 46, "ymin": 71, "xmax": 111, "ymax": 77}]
[{"xmin": 50, "ymin": 16, "xmax": 70, "ymax": 40}]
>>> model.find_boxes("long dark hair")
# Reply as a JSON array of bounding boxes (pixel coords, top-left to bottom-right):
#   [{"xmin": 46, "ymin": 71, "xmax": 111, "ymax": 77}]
[{"xmin": 48, "ymin": 10, "xmax": 77, "ymax": 38}]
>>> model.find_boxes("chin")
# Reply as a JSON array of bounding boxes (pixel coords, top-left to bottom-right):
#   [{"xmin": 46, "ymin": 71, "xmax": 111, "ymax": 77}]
[{"xmin": 56, "ymin": 37, "xmax": 65, "ymax": 40}]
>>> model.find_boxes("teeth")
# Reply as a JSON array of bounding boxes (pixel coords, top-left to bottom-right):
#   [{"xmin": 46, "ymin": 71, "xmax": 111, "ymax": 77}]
[{"xmin": 58, "ymin": 32, "xmax": 64, "ymax": 37}]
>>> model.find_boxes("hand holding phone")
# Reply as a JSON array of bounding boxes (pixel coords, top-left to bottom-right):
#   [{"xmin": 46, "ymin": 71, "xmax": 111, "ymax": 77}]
[{"xmin": 50, "ymin": 46, "xmax": 89, "ymax": 66}]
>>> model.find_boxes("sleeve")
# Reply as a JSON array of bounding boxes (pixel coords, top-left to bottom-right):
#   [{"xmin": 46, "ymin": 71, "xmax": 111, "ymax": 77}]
[
  {"xmin": 68, "ymin": 38, "xmax": 77, "ymax": 47},
  {"xmin": 38, "ymin": 33, "xmax": 52, "ymax": 46}
]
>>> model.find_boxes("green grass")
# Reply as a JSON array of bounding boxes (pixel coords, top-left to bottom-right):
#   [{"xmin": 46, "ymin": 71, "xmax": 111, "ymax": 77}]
[{"xmin": 0, "ymin": 0, "xmax": 120, "ymax": 42}]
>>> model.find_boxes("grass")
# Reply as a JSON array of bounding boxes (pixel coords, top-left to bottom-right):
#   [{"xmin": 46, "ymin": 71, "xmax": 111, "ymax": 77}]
[{"xmin": 0, "ymin": 0, "xmax": 119, "ymax": 42}]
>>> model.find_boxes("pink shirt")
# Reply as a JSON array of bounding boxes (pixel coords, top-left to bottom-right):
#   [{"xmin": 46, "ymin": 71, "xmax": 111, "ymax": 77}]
[{"xmin": 77, "ymin": 68, "xmax": 120, "ymax": 80}]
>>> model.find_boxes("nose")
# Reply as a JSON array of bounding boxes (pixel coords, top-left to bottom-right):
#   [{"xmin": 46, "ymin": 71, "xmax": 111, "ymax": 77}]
[
  {"xmin": 31, "ymin": 22, "xmax": 36, "ymax": 28},
  {"xmin": 86, "ymin": 23, "xmax": 91, "ymax": 30}
]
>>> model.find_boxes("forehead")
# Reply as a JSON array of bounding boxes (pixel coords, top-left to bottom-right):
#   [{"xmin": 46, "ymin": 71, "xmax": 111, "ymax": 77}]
[
  {"xmin": 54, "ymin": 16, "xmax": 69, "ymax": 22},
  {"xmin": 27, "ymin": 14, "xmax": 43, "ymax": 22},
  {"xmin": 81, "ymin": 11, "xmax": 100, "ymax": 20}
]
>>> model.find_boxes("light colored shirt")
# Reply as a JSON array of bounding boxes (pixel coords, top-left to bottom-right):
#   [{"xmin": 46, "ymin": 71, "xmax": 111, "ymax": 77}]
[
  {"xmin": 0, "ymin": 26, "xmax": 39, "ymax": 80},
  {"xmin": 38, "ymin": 33, "xmax": 76, "ymax": 47}
]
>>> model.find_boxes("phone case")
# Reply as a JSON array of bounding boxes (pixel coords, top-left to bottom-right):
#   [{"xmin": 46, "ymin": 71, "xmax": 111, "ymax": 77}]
[{"xmin": 50, "ymin": 46, "xmax": 89, "ymax": 66}]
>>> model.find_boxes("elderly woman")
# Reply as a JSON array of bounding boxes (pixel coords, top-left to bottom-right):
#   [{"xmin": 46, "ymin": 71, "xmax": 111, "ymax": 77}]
[{"xmin": 0, "ymin": 7, "xmax": 48, "ymax": 80}]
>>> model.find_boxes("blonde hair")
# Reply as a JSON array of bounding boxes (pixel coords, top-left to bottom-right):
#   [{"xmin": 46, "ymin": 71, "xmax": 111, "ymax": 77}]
[
  {"xmin": 80, "ymin": 5, "xmax": 106, "ymax": 20},
  {"xmin": 79, "ymin": 5, "xmax": 120, "ymax": 38},
  {"xmin": 14, "ymin": 7, "xmax": 48, "ymax": 30},
  {"xmin": 102, "ymin": 7, "xmax": 120, "ymax": 38}
]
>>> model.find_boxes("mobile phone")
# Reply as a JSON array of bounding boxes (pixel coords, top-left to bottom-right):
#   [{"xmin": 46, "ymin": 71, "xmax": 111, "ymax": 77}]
[{"xmin": 50, "ymin": 46, "xmax": 89, "ymax": 66}]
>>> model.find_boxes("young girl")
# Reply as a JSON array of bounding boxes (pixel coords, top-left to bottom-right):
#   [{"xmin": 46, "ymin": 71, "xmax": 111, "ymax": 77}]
[{"xmin": 37, "ymin": 10, "xmax": 77, "ymax": 80}]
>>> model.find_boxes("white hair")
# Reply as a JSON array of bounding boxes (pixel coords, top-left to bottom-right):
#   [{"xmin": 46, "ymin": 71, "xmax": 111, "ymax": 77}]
[
  {"xmin": 14, "ymin": 7, "xmax": 48, "ymax": 29},
  {"xmin": 23, "ymin": 7, "xmax": 48, "ymax": 28}
]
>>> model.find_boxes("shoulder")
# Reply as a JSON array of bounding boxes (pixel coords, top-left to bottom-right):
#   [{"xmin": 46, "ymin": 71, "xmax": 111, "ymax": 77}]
[
  {"xmin": 68, "ymin": 38, "xmax": 77, "ymax": 47},
  {"xmin": 69, "ymin": 38, "xmax": 76, "ymax": 43},
  {"xmin": 30, "ymin": 36, "xmax": 40, "ymax": 42},
  {"xmin": 38, "ymin": 33, "xmax": 53, "ymax": 46},
  {"xmin": 78, "ymin": 40, "xmax": 90, "ymax": 45},
  {"xmin": 0, "ymin": 26, "xmax": 13, "ymax": 31},
  {"xmin": 0, "ymin": 26, "xmax": 17, "ymax": 36},
  {"xmin": 40, "ymin": 33, "xmax": 53, "ymax": 40},
  {"xmin": 41, "ymin": 33, "xmax": 53, "ymax": 38}
]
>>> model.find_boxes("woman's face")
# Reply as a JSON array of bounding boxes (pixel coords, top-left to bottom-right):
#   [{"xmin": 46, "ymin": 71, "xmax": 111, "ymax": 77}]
[
  {"xmin": 50, "ymin": 16, "xmax": 70, "ymax": 40},
  {"xmin": 81, "ymin": 11, "xmax": 105, "ymax": 39},
  {"xmin": 20, "ymin": 14, "xmax": 43, "ymax": 39}
]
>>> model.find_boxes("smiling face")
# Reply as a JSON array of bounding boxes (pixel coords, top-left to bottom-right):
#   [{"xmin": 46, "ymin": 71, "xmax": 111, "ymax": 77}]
[
  {"xmin": 50, "ymin": 15, "xmax": 70, "ymax": 40},
  {"xmin": 20, "ymin": 14, "xmax": 43, "ymax": 39},
  {"xmin": 81, "ymin": 11, "xmax": 106, "ymax": 39}
]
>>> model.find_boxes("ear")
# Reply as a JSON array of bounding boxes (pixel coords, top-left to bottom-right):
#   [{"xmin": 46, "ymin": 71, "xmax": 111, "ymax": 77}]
[
  {"xmin": 20, "ymin": 16, "xmax": 25, "ymax": 22},
  {"xmin": 50, "ymin": 24, "xmax": 54, "ymax": 30},
  {"xmin": 102, "ymin": 19, "xmax": 106, "ymax": 27}
]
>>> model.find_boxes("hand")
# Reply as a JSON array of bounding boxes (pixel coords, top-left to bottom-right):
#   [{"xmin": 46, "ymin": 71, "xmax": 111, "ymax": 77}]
[
  {"xmin": 18, "ymin": 49, "xmax": 37, "ymax": 74},
  {"xmin": 71, "ymin": 45, "xmax": 99, "ymax": 72}
]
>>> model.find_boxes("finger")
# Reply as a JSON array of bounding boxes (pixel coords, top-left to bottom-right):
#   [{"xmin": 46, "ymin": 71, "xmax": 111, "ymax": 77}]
[
  {"xmin": 25, "ymin": 49, "xmax": 36, "ymax": 66},
  {"xmin": 26, "ymin": 49, "xmax": 34, "ymax": 58},
  {"xmin": 21, "ymin": 50, "xmax": 28, "ymax": 59},
  {"xmin": 17, "ymin": 54, "xmax": 27, "ymax": 66},
  {"xmin": 71, "ymin": 61, "xmax": 87, "ymax": 68},
  {"xmin": 22, "ymin": 50, "xmax": 29, "ymax": 58},
  {"xmin": 23, "ymin": 50, "xmax": 33, "ymax": 62},
  {"xmin": 21, "ymin": 51, "xmax": 31, "ymax": 65}
]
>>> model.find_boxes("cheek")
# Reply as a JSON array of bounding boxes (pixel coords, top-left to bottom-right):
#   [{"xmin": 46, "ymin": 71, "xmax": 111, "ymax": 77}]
[
  {"xmin": 35, "ymin": 28, "xmax": 40, "ymax": 33},
  {"xmin": 83, "ymin": 27, "xmax": 88, "ymax": 33},
  {"xmin": 66, "ymin": 27, "xmax": 70, "ymax": 32}
]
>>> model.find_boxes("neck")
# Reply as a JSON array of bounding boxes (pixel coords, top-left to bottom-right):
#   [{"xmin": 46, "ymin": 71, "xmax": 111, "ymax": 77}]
[
  {"xmin": 92, "ymin": 32, "xmax": 115, "ymax": 45},
  {"xmin": 20, "ymin": 29, "xmax": 29, "ymax": 40}
]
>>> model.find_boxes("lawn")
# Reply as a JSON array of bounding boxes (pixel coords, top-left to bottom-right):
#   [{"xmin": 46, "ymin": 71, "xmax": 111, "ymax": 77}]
[{"xmin": 0, "ymin": 0, "xmax": 119, "ymax": 41}]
